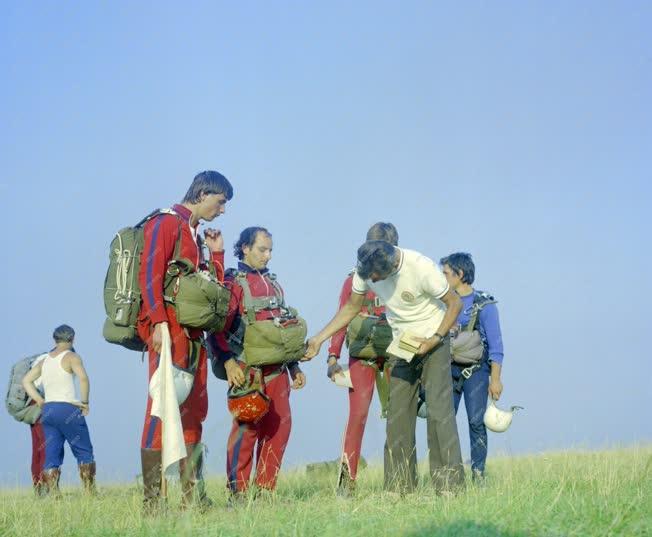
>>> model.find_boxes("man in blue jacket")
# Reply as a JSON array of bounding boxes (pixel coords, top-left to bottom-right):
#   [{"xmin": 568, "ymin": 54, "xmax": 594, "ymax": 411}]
[{"xmin": 440, "ymin": 252, "xmax": 504, "ymax": 482}]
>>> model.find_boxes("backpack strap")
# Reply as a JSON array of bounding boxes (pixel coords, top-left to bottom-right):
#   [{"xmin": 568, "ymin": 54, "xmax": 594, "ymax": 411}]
[
  {"xmin": 463, "ymin": 290, "xmax": 497, "ymax": 332},
  {"xmin": 137, "ymin": 207, "xmax": 185, "ymax": 262},
  {"xmin": 235, "ymin": 272, "xmax": 286, "ymax": 325}
]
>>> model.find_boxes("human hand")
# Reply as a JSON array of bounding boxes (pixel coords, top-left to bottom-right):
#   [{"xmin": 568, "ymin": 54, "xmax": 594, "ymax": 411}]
[
  {"xmin": 225, "ymin": 359, "xmax": 246, "ymax": 388},
  {"xmin": 151, "ymin": 322, "xmax": 168, "ymax": 354},
  {"xmin": 302, "ymin": 337, "xmax": 322, "ymax": 361},
  {"xmin": 204, "ymin": 228, "xmax": 224, "ymax": 252},
  {"xmin": 80, "ymin": 403, "xmax": 89, "ymax": 417},
  {"xmin": 291, "ymin": 372, "xmax": 307, "ymax": 390},
  {"xmin": 414, "ymin": 335, "xmax": 441, "ymax": 356},
  {"xmin": 327, "ymin": 362, "xmax": 344, "ymax": 382},
  {"xmin": 488, "ymin": 378, "xmax": 503, "ymax": 401}
]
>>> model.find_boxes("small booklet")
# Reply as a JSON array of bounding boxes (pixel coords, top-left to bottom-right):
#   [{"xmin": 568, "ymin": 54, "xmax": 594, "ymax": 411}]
[
  {"xmin": 387, "ymin": 330, "xmax": 422, "ymax": 362},
  {"xmin": 333, "ymin": 369, "xmax": 354, "ymax": 389}
]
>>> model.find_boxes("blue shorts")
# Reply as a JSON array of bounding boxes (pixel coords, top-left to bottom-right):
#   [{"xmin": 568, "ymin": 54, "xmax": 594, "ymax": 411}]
[{"xmin": 40, "ymin": 402, "xmax": 94, "ymax": 469}]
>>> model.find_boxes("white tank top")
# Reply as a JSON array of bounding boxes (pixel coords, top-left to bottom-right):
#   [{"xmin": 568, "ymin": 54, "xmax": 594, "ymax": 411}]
[{"xmin": 41, "ymin": 350, "xmax": 77, "ymax": 404}]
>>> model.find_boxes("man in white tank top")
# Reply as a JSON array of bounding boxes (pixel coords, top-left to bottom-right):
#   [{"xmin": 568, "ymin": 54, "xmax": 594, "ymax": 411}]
[{"xmin": 22, "ymin": 325, "xmax": 96, "ymax": 497}]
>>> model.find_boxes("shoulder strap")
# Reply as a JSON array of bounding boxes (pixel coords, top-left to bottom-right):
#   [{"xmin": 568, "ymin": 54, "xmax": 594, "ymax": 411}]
[
  {"xmin": 235, "ymin": 273, "xmax": 257, "ymax": 325},
  {"xmin": 465, "ymin": 291, "xmax": 497, "ymax": 332},
  {"xmin": 236, "ymin": 272, "xmax": 285, "ymax": 325}
]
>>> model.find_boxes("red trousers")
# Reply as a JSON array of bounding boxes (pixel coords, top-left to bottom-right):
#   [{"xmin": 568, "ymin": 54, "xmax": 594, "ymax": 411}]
[
  {"xmin": 341, "ymin": 357, "xmax": 385, "ymax": 480},
  {"xmin": 226, "ymin": 368, "xmax": 292, "ymax": 492},
  {"xmin": 140, "ymin": 314, "xmax": 208, "ymax": 450},
  {"xmin": 30, "ymin": 422, "xmax": 46, "ymax": 485}
]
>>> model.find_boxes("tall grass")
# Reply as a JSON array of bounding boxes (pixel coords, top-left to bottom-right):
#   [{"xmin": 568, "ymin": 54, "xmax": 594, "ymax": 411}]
[{"xmin": 1, "ymin": 446, "xmax": 650, "ymax": 536}]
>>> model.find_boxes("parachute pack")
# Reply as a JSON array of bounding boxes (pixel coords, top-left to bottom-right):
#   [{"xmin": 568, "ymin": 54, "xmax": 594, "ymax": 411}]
[
  {"xmin": 103, "ymin": 208, "xmax": 230, "ymax": 351},
  {"xmin": 227, "ymin": 270, "xmax": 307, "ymax": 367},
  {"xmin": 5, "ymin": 353, "xmax": 45, "ymax": 424},
  {"xmin": 345, "ymin": 295, "xmax": 392, "ymax": 359}
]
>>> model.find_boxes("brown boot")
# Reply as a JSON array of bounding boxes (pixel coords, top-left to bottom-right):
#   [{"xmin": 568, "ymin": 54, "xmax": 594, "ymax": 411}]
[
  {"xmin": 79, "ymin": 462, "xmax": 96, "ymax": 495},
  {"xmin": 33, "ymin": 472, "xmax": 49, "ymax": 497},
  {"xmin": 42, "ymin": 468, "xmax": 61, "ymax": 498},
  {"xmin": 179, "ymin": 444, "xmax": 213, "ymax": 512},
  {"xmin": 141, "ymin": 449, "xmax": 164, "ymax": 516}
]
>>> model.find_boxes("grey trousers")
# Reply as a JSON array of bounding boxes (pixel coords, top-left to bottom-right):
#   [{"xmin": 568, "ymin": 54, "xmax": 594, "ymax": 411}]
[{"xmin": 384, "ymin": 338, "xmax": 465, "ymax": 493}]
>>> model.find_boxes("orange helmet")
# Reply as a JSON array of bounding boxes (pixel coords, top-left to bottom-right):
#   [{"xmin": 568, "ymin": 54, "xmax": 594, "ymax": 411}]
[{"xmin": 227, "ymin": 370, "xmax": 270, "ymax": 423}]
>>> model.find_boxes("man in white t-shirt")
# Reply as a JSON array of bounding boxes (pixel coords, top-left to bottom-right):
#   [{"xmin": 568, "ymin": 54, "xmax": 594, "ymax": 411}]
[{"xmin": 304, "ymin": 240, "xmax": 465, "ymax": 494}]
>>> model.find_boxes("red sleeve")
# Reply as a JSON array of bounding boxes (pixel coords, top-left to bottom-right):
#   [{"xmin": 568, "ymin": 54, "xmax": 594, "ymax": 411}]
[
  {"xmin": 211, "ymin": 278, "xmax": 244, "ymax": 355},
  {"xmin": 211, "ymin": 250, "xmax": 225, "ymax": 283},
  {"xmin": 327, "ymin": 276, "xmax": 353, "ymax": 358},
  {"xmin": 139, "ymin": 215, "xmax": 180, "ymax": 325}
]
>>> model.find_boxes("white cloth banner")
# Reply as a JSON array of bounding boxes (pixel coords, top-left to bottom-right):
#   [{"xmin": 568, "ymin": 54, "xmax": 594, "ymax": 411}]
[{"xmin": 150, "ymin": 324, "xmax": 187, "ymax": 472}]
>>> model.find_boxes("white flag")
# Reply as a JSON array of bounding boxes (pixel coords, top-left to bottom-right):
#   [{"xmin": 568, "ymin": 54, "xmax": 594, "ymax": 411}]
[{"xmin": 150, "ymin": 324, "xmax": 187, "ymax": 472}]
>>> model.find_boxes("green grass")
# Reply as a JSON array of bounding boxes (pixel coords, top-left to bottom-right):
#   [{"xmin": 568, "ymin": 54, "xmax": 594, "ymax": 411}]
[{"xmin": 1, "ymin": 446, "xmax": 650, "ymax": 537}]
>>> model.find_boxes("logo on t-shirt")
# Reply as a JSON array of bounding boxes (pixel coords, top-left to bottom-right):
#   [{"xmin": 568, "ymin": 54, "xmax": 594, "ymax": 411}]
[{"xmin": 401, "ymin": 291, "xmax": 415, "ymax": 302}]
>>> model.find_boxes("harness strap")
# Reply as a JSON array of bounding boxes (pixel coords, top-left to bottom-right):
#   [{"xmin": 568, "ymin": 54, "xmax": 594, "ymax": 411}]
[
  {"xmin": 453, "ymin": 362, "xmax": 483, "ymax": 394},
  {"xmin": 236, "ymin": 273, "xmax": 285, "ymax": 325}
]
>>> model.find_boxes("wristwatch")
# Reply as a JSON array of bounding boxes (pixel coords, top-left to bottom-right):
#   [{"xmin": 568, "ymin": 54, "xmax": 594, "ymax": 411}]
[{"xmin": 434, "ymin": 333, "xmax": 446, "ymax": 340}]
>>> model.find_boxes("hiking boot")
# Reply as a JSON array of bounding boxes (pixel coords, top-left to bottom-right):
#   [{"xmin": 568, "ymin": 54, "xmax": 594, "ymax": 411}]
[
  {"xmin": 472, "ymin": 468, "xmax": 486, "ymax": 487},
  {"xmin": 33, "ymin": 473, "xmax": 49, "ymax": 498},
  {"xmin": 179, "ymin": 444, "xmax": 213, "ymax": 512},
  {"xmin": 42, "ymin": 468, "xmax": 61, "ymax": 499},
  {"xmin": 79, "ymin": 462, "xmax": 97, "ymax": 495},
  {"xmin": 141, "ymin": 449, "xmax": 165, "ymax": 516},
  {"xmin": 336, "ymin": 463, "xmax": 356, "ymax": 498}
]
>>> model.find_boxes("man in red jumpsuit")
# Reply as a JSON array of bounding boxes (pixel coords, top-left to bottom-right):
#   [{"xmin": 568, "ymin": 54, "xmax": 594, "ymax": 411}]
[
  {"xmin": 210, "ymin": 226, "xmax": 306, "ymax": 498},
  {"xmin": 137, "ymin": 170, "xmax": 233, "ymax": 512},
  {"xmin": 327, "ymin": 222, "xmax": 398, "ymax": 496}
]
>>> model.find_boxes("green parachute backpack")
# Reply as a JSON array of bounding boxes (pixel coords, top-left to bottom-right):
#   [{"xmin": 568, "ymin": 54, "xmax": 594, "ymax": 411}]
[
  {"xmin": 102, "ymin": 209, "xmax": 178, "ymax": 351},
  {"xmin": 103, "ymin": 208, "xmax": 231, "ymax": 351},
  {"xmin": 228, "ymin": 271, "xmax": 307, "ymax": 366},
  {"xmin": 346, "ymin": 295, "xmax": 393, "ymax": 359}
]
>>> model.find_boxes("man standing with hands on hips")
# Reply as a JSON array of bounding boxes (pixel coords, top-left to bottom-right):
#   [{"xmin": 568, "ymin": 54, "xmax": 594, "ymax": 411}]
[{"xmin": 304, "ymin": 239, "xmax": 465, "ymax": 494}]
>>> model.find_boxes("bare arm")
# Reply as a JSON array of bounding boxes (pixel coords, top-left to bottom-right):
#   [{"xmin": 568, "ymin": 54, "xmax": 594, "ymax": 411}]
[
  {"xmin": 415, "ymin": 289, "xmax": 463, "ymax": 355},
  {"xmin": 489, "ymin": 361, "xmax": 503, "ymax": 400},
  {"xmin": 303, "ymin": 292, "xmax": 365, "ymax": 360},
  {"xmin": 22, "ymin": 362, "xmax": 45, "ymax": 407},
  {"xmin": 68, "ymin": 354, "xmax": 90, "ymax": 407}
]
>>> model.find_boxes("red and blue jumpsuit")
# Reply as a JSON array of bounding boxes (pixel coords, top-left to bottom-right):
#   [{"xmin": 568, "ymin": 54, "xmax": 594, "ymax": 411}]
[
  {"xmin": 329, "ymin": 274, "xmax": 387, "ymax": 481},
  {"xmin": 211, "ymin": 262, "xmax": 299, "ymax": 492},
  {"xmin": 137, "ymin": 204, "xmax": 224, "ymax": 451}
]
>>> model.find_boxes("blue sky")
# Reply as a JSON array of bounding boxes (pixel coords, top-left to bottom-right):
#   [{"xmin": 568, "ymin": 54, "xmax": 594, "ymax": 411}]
[{"xmin": 1, "ymin": 1, "xmax": 650, "ymax": 486}]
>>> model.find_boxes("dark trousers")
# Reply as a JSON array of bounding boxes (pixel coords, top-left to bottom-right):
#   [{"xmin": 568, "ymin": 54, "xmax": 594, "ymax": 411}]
[
  {"xmin": 384, "ymin": 339, "xmax": 464, "ymax": 493},
  {"xmin": 452, "ymin": 360, "xmax": 490, "ymax": 475}
]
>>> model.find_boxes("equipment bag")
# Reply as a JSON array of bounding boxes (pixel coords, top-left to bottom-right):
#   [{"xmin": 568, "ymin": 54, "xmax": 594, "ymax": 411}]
[
  {"xmin": 5, "ymin": 353, "xmax": 45, "ymax": 424},
  {"xmin": 346, "ymin": 314, "xmax": 393, "ymax": 359},
  {"xmin": 231, "ymin": 272, "xmax": 307, "ymax": 366},
  {"xmin": 450, "ymin": 291, "xmax": 497, "ymax": 366},
  {"xmin": 103, "ymin": 208, "xmax": 178, "ymax": 351},
  {"xmin": 103, "ymin": 209, "xmax": 230, "ymax": 351},
  {"xmin": 163, "ymin": 259, "xmax": 230, "ymax": 333}
]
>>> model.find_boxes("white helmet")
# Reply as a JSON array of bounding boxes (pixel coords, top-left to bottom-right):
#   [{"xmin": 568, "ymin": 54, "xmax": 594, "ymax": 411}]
[
  {"xmin": 148, "ymin": 365, "xmax": 194, "ymax": 406},
  {"xmin": 483, "ymin": 398, "xmax": 523, "ymax": 433}
]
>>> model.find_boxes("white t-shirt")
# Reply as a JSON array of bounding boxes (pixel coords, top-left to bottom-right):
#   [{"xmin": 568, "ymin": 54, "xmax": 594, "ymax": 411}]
[{"xmin": 351, "ymin": 248, "xmax": 450, "ymax": 339}]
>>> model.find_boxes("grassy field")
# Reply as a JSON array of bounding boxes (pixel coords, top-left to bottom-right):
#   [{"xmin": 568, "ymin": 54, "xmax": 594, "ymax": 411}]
[{"xmin": 1, "ymin": 446, "xmax": 650, "ymax": 537}]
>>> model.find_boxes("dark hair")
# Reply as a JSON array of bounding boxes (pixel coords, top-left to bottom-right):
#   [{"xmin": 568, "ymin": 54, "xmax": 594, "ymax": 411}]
[
  {"xmin": 440, "ymin": 252, "xmax": 475, "ymax": 284},
  {"xmin": 182, "ymin": 170, "xmax": 234, "ymax": 203},
  {"xmin": 234, "ymin": 227, "xmax": 272, "ymax": 260},
  {"xmin": 356, "ymin": 240, "xmax": 397, "ymax": 280},
  {"xmin": 366, "ymin": 222, "xmax": 399, "ymax": 246},
  {"xmin": 53, "ymin": 324, "xmax": 75, "ymax": 343}
]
